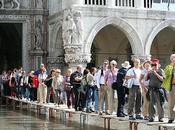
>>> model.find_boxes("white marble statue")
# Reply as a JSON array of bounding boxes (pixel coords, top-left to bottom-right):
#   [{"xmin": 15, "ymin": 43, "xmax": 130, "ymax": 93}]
[
  {"xmin": 74, "ymin": 12, "xmax": 83, "ymax": 44},
  {"xmin": 62, "ymin": 14, "xmax": 76, "ymax": 45}
]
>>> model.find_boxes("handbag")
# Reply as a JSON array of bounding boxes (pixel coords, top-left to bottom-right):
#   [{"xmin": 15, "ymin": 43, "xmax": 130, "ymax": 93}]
[
  {"xmin": 112, "ymin": 82, "xmax": 118, "ymax": 90},
  {"xmin": 123, "ymin": 68, "xmax": 136, "ymax": 88}
]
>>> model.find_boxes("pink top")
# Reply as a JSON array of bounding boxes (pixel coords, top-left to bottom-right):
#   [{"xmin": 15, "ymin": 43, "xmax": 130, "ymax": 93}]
[{"xmin": 105, "ymin": 68, "xmax": 118, "ymax": 87}]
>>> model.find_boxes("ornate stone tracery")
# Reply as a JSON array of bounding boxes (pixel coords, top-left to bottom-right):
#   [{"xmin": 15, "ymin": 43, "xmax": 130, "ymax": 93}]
[{"xmin": 0, "ymin": 0, "xmax": 20, "ymax": 9}]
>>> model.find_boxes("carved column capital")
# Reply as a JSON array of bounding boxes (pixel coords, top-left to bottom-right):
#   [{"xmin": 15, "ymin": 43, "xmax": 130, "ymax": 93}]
[
  {"xmin": 131, "ymin": 54, "xmax": 151, "ymax": 62},
  {"xmin": 64, "ymin": 53, "xmax": 91, "ymax": 64}
]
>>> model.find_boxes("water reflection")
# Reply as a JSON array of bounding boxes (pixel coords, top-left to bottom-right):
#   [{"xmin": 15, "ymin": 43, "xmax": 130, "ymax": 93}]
[{"xmin": 0, "ymin": 105, "xmax": 104, "ymax": 130}]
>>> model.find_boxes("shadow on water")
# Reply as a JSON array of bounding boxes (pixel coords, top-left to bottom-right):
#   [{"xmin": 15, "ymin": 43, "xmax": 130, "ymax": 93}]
[{"xmin": 0, "ymin": 105, "xmax": 106, "ymax": 130}]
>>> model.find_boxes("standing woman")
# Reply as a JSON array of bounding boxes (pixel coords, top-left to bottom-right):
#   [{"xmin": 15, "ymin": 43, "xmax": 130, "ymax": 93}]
[
  {"xmin": 52, "ymin": 69, "xmax": 63, "ymax": 106},
  {"xmin": 139, "ymin": 60, "xmax": 151, "ymax": 120},
  {"xmin": 105, "ymin": 60, "xmax": 118, "ymax": 114},
  {"xmin": 45, "ymin": 69, "xmax": 55, "ymax": 103},
  {"xmin": 163, "ymin": 54, "xmax": 175, "ymax": 123},
  {"xmin": 63, "ymin": 69, "xmax": 74, "ymax": 109}
]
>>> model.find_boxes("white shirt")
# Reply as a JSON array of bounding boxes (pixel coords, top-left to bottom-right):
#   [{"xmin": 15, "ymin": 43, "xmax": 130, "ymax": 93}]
[
  {"xmin": 96, "ymin": 69, "xmax": 108, "ymax": 88},
  {"xmin": 126, "ymin": 67, "xmax": 141, "ymax": 86},
  {"xmin": 141, "ymin": 69, "xmax": 149, "ymax": 87}
]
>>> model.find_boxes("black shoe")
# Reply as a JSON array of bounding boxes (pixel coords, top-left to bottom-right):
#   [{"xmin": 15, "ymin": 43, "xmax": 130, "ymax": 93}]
[
  {"xmin": 117, "ymin": 114, "xmax": 125, "ymax": 117},
  {"xmin": 149, "ymin": 118, "xmax": 154, "ymax": 122},
  {"xmin": 122, "ymin": 113, "xmax": 128, "ymax": 116},
  {"xmin": 168, "ymin": 119, "xmax": 174, "ymax": 123},
  {"xmin": 159, "ymin": 118, "xmax": 163, "ymax": 122}
]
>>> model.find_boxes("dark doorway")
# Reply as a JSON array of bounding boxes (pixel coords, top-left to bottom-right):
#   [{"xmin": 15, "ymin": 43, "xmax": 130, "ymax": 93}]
[{"xmin": 0, "ymin": 23, "xmax": 22, "ymax": 73}]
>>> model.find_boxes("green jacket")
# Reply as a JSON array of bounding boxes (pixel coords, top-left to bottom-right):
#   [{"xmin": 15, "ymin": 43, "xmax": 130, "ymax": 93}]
[{"xmin": 162, "ymin": 65, "xmax": 173, "ymax": 91}]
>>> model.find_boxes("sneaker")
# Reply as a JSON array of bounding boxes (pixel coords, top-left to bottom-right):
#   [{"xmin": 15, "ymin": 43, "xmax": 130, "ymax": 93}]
[
  {"xmin": 168, "ymin": 119, "xmax": 174, "ymax": 123},
  {"xmin": 129, "ymin": 115, "xmax": 136, "ymax": 120},
  {"xmin": 136, "ymin": 115, "xmax": 143, "ymax": 120}
]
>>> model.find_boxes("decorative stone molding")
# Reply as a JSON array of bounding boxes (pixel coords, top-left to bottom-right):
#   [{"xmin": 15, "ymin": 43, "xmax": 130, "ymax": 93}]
[
  {"xmin": 64, "ymin": 53, "xmax": 91, "ymax": 64},
  {"xmin": 64, "ymin": 44, "xmax": 82, "ymax": 54},
  {"xmin": 0, "ymin": 0, "xmax": 20, "ymax": 9},
  {"xmin": 47, "ymin": 56, "xmax": 65, "ymax": 64},
  {"xmin": 29, "ymin": 49, "xmax": 47, "ymax": 56},
  {"xmin": 131, "ymin": 54, "xmax": 151, "ymax": 62}
]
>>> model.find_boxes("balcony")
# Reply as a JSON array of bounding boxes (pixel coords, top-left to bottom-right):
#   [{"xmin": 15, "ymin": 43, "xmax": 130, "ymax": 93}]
[{"xmin": 78, "ymin": 0, "xmax": 175, "ymax": 11}]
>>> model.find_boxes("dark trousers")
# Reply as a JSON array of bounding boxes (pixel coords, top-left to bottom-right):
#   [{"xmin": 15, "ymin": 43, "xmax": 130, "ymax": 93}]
[
  {"xmin": 30, "ymin": 87, "xmax": 37, "ymax": 101},
  {"xmin": 117, "ymin": 85, "xmax": 126, "ymax": 116},
  {"xmin": 66, "ymin": 88, "xmax": 75, "ymax": 108},
  {"xmin": 72, "ymin": 85, "xmax": 81, "ymax": 110}
]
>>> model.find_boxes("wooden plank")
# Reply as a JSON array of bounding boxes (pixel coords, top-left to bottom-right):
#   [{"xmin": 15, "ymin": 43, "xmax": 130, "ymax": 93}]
[{"xmin": 159, "ymin": 123, "xmax": 175, "ymax": 128}]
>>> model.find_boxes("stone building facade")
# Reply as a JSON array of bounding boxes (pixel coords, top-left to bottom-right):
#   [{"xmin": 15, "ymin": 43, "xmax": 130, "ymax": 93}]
[{"xmin": 1, "ymin": 0, "xmax": 175, "ymax": 72}]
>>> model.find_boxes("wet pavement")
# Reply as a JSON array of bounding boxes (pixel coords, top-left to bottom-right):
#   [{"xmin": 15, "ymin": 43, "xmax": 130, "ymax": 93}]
[{"xmin": 0, "ymin": 105, "xmax": 104, "ymax": 130}]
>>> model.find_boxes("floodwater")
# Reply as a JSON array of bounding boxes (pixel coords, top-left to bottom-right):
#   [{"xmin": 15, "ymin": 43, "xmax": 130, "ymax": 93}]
[{"xmin": 0, "ymin": 105, "xmax": 104, "ymax": 130}]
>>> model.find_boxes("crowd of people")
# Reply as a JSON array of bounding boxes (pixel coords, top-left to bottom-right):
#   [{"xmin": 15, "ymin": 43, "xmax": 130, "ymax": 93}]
[{"xmin": 1, "ymin": 54, "xmax": 175, "ymax": 123}]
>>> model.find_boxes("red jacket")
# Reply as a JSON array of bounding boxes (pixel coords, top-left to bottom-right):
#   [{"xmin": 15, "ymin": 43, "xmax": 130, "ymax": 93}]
[{"xmin": 33, "ymin": 76, "xmax": 39, "ymax": 88}]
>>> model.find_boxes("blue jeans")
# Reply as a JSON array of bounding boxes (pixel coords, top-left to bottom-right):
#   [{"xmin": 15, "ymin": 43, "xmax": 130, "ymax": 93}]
[
  {"xmin": 94, "ymin": 88, "xmax": 99, "ymax": 111},
  {"xmin": 25, "ymin": 87, "xmax": 30, "ymax": 100},
  {"xmin": 86, "ymin": 87, "xmax": 93, "ymax": 110}
]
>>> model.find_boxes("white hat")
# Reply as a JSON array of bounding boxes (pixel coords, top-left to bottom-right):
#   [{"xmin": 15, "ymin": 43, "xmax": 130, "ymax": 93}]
[
  {"xmin": 110, "ymin": 60, "xmax": 117, "ymax": 65},
  {"xmin": 121, "ymin": 61, "xmax": 131, "ymax": 69}
]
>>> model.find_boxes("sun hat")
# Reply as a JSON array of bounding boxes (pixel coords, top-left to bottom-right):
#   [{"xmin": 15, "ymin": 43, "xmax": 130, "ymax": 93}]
[{"xmin": 121, "ymin": 61, "xmax": 131, "ymax": 69}]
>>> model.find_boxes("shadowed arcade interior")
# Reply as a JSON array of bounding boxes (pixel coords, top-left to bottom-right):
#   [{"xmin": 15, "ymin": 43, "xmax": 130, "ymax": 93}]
[
  {"xmin": 90, "ymin": 25, "xmax": 132, "ymax": 68},
  {"xmin": 151, "ymin": 27, "xmax": 175, "ymax": 68},
  {"xmin": 0, "ymin": 23, "xmax": 22, "ymax": 73}
]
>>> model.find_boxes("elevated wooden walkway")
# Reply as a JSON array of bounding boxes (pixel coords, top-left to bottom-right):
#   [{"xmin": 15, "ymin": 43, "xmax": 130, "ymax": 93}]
[{"xmin": 1, "ymin": 96, "xmax": 175, "ymax": 130}]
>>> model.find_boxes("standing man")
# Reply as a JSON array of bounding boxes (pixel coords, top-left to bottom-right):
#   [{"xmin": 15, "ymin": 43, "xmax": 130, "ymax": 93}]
[
  {"xmin": 147, "ymin": 59, "xmax": 165, "ymax": 122},
  {"xmin": 125, "ymin": 58, "xmax": 143, "ymax": 120},
  {"xmin": 96, "ymin": 59, "xmax": 109, "ymax": 115},
  {"xmin": 70, "ymin": 65, "xmax": 83, "ymax": 111},
  {"xmin": 163, "ymin": 54, "xmax": 175, "ymax": 123}
]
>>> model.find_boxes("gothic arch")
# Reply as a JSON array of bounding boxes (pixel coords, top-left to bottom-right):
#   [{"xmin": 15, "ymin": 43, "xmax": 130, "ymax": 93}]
[
  {"xmin": 145, "ymin": 19, "xmax": 175, "ymax": 55},
  {"xmin": 84, "ymin": 17, "xmax": 143, "ymax": 55},
  {"xmin": 50, "ymin": 20, "xmax": 62, "ymax": 49}
]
